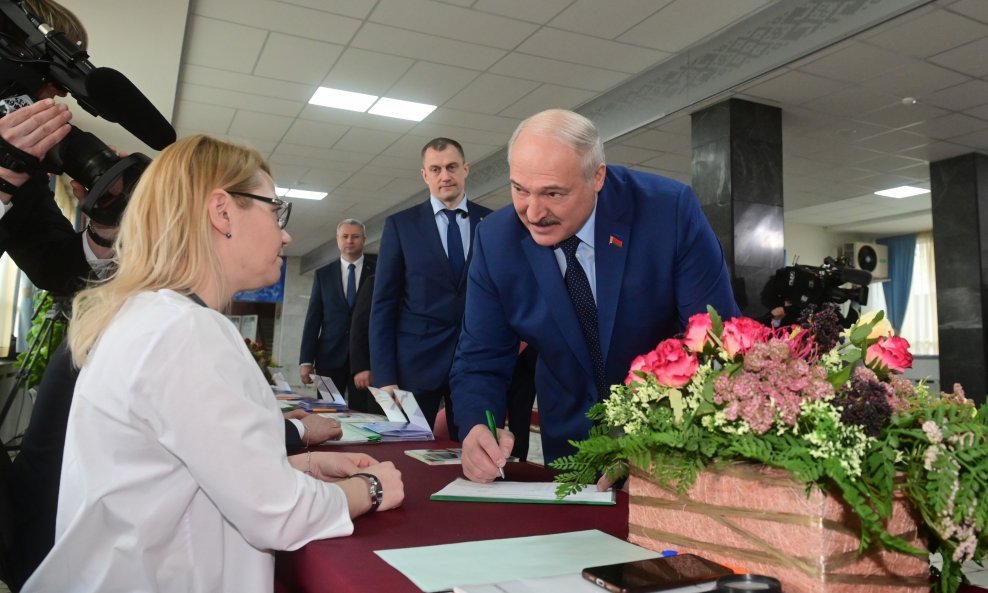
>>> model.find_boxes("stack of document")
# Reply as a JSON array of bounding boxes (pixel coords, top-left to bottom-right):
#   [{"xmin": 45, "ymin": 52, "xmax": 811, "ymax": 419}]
[{"xmin": 322, "ymin": 423, "xmax": 382, "ymax": 445}]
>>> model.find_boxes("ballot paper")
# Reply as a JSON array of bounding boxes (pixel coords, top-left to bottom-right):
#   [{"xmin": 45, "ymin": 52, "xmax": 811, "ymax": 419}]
[
  {"xmin": 431, "ymin": 478, "xmax": 615, "ymax": 505},
  {"xmin": 376, "ymin": 529, "xmax": 657, "ymax": 593},
  {"xmin": 312, "ymin": 374, "xmax": 347, "ymax": 406},
  {"xmin": 364, "ymin": 387, "xmax": 434, "ymax": 441}
]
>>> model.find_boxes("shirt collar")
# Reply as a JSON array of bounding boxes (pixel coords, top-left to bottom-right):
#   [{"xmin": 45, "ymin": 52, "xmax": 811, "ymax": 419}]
[
  {"xmin": 340, "ymin": 254, "xmax": 364, "ymax": 268},
  {"xmin": 431, "ymin": 194, "xmax": 469, "ymax": 216},
  {"xmin": 573, "ymin": 198, "xmax": 597, "ymax": 249}
]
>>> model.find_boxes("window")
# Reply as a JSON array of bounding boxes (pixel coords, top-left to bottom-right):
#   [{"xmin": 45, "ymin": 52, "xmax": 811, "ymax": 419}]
[{"xmin": 862, "ymin": 232, "xmax": 938, "ymax": 355}]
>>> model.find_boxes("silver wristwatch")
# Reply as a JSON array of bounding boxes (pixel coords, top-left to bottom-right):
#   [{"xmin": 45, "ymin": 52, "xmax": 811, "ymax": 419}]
[{"xmin": 352, "ymin": 472, "xmax": 382, "ymax": 512}]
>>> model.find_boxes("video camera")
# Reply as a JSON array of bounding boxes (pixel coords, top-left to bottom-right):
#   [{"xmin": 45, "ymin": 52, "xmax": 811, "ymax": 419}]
[
  {"xmin": 0, "ymin": 0, "xmax": 175, "ymax": 225},
  {"xmin": 769, "ymin": 257, "xmax": 872, "ymax": 314}
]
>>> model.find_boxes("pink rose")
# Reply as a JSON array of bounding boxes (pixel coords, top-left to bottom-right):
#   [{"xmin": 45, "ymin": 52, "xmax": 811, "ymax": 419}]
[
  {"xmin": 866, "ymin": 335, "xmax": 912, "ymax": 373},
  {"xmin": 721, "ymin": 317, "xmax": 769, "ymax": 358},
  {"xmin": 683, "ymin": 313, "xmax": 713, "ymax": 352},
  {"xmin": 625, "ymin": 350, "xmax": 660, "ymax": 385},
  {"xmin": 625, "ymin": 339, "xmax": 698, "ymax": 388}
]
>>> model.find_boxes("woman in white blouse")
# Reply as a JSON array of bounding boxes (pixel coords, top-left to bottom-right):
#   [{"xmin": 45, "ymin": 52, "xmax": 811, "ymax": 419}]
[{"xmin": 23, "ymin": 135, "xmax": 404, "ymax": 593}]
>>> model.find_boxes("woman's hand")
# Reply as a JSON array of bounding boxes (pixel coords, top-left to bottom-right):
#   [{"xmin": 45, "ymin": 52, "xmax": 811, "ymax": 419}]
[{"xmin": 289, "ymin": 451, "xmax": 376, "ymax": 481}]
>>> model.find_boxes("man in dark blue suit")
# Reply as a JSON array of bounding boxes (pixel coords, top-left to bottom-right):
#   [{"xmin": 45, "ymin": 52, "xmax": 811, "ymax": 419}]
[
  {"xmin": 299, "ymin": 219, "xmax": 375, "ymax": 407},
  {"xmin": 370, "ymin": 138, "xmax": 493, "ymax": 435},
  {"xmin": 452, "ymin": 110, "xmax": 740, "ymax": 481}
]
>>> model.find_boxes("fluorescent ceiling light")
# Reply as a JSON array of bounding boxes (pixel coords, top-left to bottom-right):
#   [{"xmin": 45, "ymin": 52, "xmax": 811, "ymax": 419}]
[
  {"xmin": 308, "ymin": 87, "xmax": 377, "ymax": 112},
  {"xmin": 275, "ymin": 187, "xmax": 289, "ymax": 197},
  {"xmin": 874, "ymin": 186, "xmax": 929, "ymax": 199},
  {"xmin": 285, "ymin": 188, "xmax": 327, "ymax": 200},
  {"xmin": 368, "ymin": 97, "xmax": 436, "ymax": 121}
]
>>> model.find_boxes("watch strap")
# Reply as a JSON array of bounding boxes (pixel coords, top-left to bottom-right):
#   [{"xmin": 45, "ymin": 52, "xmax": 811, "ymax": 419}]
[
  {"xmin": 0, "ymin": 175, "xmax": 18, "ymax": 195},
  {"xmin": 351, "ymin": 472, "xmax": 382, "ymax": 512},
  {"xmin": 0, "ymin": 134, "xmax": 43, "ymax": 175}
]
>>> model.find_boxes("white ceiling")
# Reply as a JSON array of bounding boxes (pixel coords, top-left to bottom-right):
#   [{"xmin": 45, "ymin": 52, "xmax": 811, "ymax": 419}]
[{"xmin": 54, "ymin": 0, "xmax": 988, "ymax": 257}]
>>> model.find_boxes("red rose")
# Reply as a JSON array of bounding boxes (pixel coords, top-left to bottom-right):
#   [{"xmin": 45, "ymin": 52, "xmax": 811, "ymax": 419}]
[
  {"xmin": 866, "ymin": 335, "xmax": 912, "ymax": 372},
  {"xmin": 721, "ymin": 317, "xmax": 769, "ymax": 358},
  {"xmin": 683, "ymin": 313, "xmax": 713, "ymax": 352},
  {"xmin": 626, "ymin": 338, "xmax": 698, "ymax": 388}
]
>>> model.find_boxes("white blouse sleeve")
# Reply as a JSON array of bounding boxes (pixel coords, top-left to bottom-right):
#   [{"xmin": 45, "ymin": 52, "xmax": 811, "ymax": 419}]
[{"xmin": 134, "ymin": 307, "xmax": 353, "ymax": 550}]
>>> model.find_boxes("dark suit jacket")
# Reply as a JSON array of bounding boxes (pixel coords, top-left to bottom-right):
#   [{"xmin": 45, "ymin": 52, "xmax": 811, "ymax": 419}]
[
  {"xmin": 349, "ymin": 274, "xmax": 374, "ymax": 375},
  {"xmin": 450, "ymin": 166, "xmax": 741, "ymax": 464},
  {"xmin": 370, "ymin": 199, "xmax": 492, "ymax": 393},
  {"xmin": 299, "ymin": 256, "xmax": 376, "ymax": 371},
  {"xmin": 1, "ymin": 176, "xmax": 90, "ymax": 295}
]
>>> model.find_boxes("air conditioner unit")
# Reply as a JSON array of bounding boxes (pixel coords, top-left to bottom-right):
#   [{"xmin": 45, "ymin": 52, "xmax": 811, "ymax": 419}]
[{"xmin": 840, "ymin": 242, "xmax": 889, "ymax": 282}]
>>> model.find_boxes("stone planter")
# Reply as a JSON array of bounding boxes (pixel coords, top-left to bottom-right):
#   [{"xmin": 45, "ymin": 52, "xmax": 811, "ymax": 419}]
[{"xmin": 627, "ymin": 463, "xmax": 929, "ymax": 593}]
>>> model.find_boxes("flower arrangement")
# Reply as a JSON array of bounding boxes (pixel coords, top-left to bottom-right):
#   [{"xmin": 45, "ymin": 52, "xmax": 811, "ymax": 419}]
[
  {"xmin": 245, "ymin": 338, "xmax": 276, "ymax": 385},
  {"xmin": 553, "ymin": 305, "xmax": 987, "ymax": 593}
]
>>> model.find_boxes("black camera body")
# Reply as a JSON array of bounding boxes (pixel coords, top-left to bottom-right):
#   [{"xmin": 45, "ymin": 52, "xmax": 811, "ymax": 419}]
[
  {"xmin": 772, "ymin": 257, "xmax": 872, "ymax": 313},
  {"xmin": 0, "ymin": 0, "xmax": 174, "ymax": 225}
]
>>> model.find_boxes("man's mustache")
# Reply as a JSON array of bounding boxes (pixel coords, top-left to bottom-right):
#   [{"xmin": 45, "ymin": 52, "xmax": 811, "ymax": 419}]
[{"xmin": 530, "ymin": 217, "xmax": 560, "ymax": 227}]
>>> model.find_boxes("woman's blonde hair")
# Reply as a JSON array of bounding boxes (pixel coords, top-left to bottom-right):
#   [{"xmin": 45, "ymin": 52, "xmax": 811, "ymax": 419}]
[
  {"xmin": 23, "ymin": 0, "xmax": 88, "ymax": 48},
  {"xmin": 68, "ymin": 134, "xmax": 270, "ymax": 367}
]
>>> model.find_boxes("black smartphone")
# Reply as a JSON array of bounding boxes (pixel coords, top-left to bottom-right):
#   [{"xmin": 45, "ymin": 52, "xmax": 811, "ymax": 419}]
[{"xmin": 582, "ymin": 554, "xmax": 734, "ymax": 593}]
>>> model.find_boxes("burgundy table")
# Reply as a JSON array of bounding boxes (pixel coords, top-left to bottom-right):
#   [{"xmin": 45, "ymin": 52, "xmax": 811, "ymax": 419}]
[
  {"xmin": 275, "ymin": 440, "xmax": 988, "ymax": 593},
  {"xmin": 274, "ymin": 440, "xmax": 628, "ymax": 593}
]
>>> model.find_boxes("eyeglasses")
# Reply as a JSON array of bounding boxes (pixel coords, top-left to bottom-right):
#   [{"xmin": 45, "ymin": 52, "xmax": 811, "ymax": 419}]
[{"xmin": 228, "ymin": 191, "xmax": 292, "ymax": 229}]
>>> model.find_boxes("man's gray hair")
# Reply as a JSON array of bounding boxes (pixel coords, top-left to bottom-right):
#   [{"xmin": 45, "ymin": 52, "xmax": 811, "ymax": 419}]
[
  {"xmin": 507, "ymin": 109, "xmax": 605, "ymax": 182},
  {"xmin": 337, "ymin": 218, "xmax": 365, "ymax": 234}
]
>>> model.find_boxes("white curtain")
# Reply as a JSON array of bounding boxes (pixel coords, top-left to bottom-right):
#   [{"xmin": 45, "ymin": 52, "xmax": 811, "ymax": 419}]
[
  {"xmin": 862, "ymin": 232, "xmax": 938, "ymax": 354},
  {"xmin": 899, "ymin": 232, "xmax": 938, "ymax": 355}
]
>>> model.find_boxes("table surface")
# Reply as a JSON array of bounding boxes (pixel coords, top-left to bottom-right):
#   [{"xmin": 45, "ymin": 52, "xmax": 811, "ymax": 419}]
[
  {"xmin": 275, "ymin": 440, "xmax": 628, "ymax": 593},
  {"xmin": 274, "ymin": 440, "xmax": 987, "ymax": 593}
]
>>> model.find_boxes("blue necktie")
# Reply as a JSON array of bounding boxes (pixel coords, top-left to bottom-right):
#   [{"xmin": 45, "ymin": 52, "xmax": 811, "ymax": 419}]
[
  {"xmin": 346, "ymin": 263, "xmax": 356, "ymax": 310},
  {"xmin": 444, "ymin": 209, "xmax": 465, "ymax": 281},
  {"xmin": 560, "ymin": 236, "xmax": 606, "ymax": 399}
]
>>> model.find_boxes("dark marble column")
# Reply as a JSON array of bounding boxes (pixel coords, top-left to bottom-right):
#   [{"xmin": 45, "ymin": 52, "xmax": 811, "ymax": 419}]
[
  {"xmin": 929, "ymin": 153, "xmax": 987, "ymax": 405},
  {"xmin": 690, "ymin": 99, "xmax": 784, "ymax": 319}
]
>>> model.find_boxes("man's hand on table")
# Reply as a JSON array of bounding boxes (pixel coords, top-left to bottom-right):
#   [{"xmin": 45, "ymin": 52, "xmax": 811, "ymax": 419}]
[
  {"xmin": 284, "ymin": 409, "xmax": 343, "ymax": 444},
  {"xmin": 462, "ymin": 423, "xmax": 514, "ymax": 483}
]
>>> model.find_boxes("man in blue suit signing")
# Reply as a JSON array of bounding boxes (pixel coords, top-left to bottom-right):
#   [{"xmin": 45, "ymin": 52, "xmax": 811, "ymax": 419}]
[
  {"xmin": 299, "ymin": 219, "xmax": 375, "ymax": 405},
  {"xmin": 370, "ymin": 138, "xmax": 493, "ymax": 436},
  {"xmin": 453, "ymin": 110, "xmax": 740, "ymax": 481}
]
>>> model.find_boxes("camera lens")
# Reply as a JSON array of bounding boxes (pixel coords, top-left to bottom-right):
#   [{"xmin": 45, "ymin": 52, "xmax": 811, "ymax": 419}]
[{"xmin": 715, "ymin": 574, "xmax": 782, "ymax": 592}]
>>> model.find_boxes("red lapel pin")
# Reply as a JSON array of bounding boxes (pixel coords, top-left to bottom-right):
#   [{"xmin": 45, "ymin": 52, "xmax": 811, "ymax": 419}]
[{"xmin": 609, "ymin": 235, "xmax": 623, "ymax": 248}]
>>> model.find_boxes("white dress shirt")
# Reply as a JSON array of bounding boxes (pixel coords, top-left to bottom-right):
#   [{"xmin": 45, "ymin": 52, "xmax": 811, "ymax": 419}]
[
  {"xmin": 431, "ymin": 194, "xmax": 472, "ymax": 258},
  {"xmin": 24, "ymin": 289, "xmax": 354, "ymax": 593},
  {"xmin": 553, "ymin": 202, "xmax": 598, "ymax": 303}
]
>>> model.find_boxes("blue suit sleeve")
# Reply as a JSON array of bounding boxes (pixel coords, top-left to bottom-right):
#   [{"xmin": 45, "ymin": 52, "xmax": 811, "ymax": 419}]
[
  {"xmin": 674, "ymin": 184, "xmax": 742, "ymax": 322},
  {"xmin": 369, "ymin": 216, "xmax": 403, "ymax": 387},
  {"xmin": 450, "ymin": 225, "xmax": 520, "ymax": 439},
  {"xmin": 298, "ymin": 271, "xmax": 323, "ymax": 365}
]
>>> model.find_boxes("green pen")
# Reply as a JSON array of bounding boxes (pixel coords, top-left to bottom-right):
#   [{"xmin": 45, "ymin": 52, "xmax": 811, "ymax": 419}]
[{"xmin": 485, "ymin": 409, "xmax": 506, "ymax": 479}]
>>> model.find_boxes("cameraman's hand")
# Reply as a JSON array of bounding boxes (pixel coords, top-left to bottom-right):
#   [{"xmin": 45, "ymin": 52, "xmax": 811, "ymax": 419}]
[{"xmin": 0, "ymin": 99, "xmax": 72, "ymax": 203}]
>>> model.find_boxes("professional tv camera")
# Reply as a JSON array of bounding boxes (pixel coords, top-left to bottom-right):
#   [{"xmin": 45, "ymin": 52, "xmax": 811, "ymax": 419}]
[
  {"xmin": 762, "ymin": 257, "xmax": 872, "ymax": 326},
  {"xmin": 0, "ymin": 0, "xmax": 175, "ymax": 225}
]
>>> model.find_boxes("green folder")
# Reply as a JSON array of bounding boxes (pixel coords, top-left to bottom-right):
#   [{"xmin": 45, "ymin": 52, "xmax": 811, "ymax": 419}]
[{"xmin": 430, "ymin": 478, "xmax": 614, "ymax": 505}]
